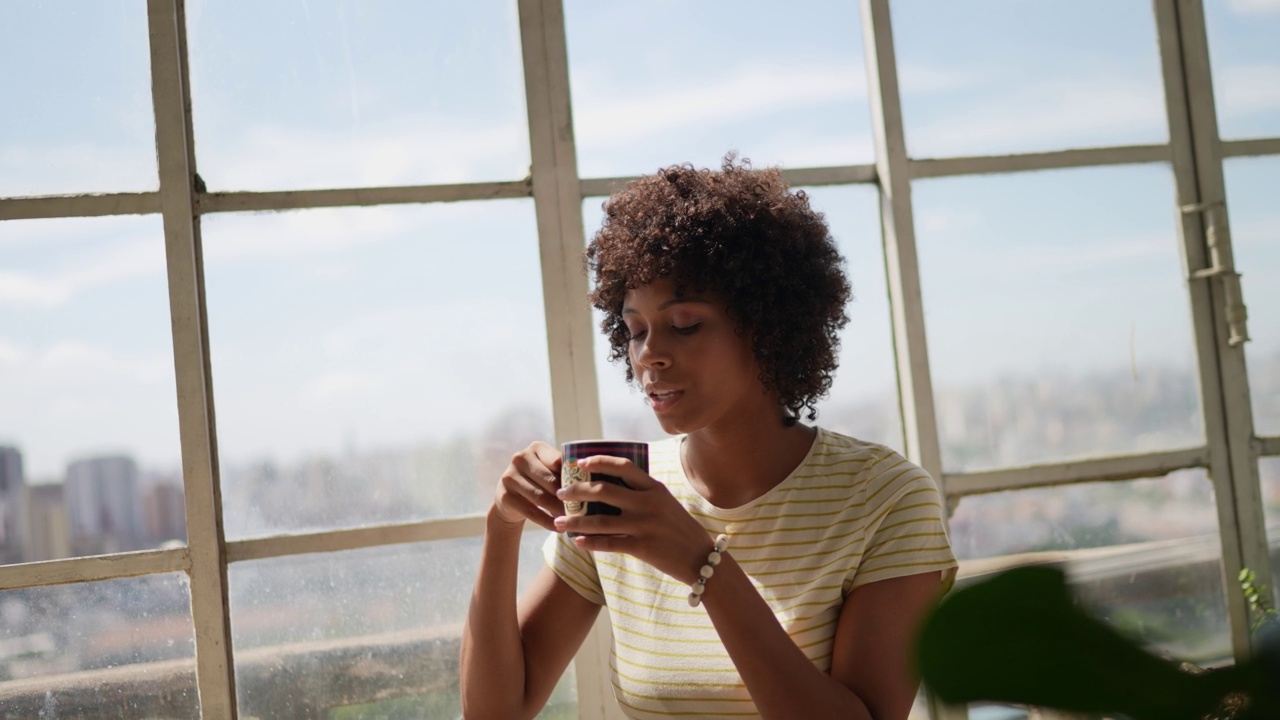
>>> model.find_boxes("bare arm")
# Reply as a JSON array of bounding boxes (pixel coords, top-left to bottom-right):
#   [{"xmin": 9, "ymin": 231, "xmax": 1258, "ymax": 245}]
[
  {"xmin": 704, "ymin": 563, "xmax": 944, "ymax": 720},
  {"xmin": 460, "ymin": 444, "xmax": 603, "ymax": 720}
]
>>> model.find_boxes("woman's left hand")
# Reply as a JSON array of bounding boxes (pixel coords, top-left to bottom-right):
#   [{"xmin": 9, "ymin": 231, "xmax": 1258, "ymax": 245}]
[{"xmin": 554, "ymin": 455, "xmax": 713, "ymax": 584}]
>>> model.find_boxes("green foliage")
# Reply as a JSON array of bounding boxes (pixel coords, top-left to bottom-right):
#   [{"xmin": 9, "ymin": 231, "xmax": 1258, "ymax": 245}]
[
  {"xmin": 917, "ymin": 566, "xmax": 1280, "ymax": 720},
  {"xmin": 1238, "ymin": 568, "xmax": 1279, "ymax": 634}
]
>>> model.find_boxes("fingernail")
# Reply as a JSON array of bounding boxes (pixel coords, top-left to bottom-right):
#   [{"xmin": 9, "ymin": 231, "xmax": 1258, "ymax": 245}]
[{"xmin": 555, "ymin": 487, "xmax": 568, "ymax": 498}]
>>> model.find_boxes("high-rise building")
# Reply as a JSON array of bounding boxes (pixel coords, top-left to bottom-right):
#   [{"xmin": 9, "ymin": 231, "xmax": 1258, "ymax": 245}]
[
  {"xmin": 143, "ymin": 481, "xmax": 186, "ymax": 544},
  {"xmin": 65, "ymin": 455, "xmax": 144, "ymax": 556},
  {"xmin": 26, "ymin": 483, "xmax": 70, "ymax": 563},
  {"xmin": 0, "ymin": 446, "xmax": 28, "ymax": 563}
]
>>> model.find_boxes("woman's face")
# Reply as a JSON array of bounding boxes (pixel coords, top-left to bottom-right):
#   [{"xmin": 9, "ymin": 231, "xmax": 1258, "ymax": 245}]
[{"xmin": 622, "ymin": 279, "xmax": 772, "ymax": 435}]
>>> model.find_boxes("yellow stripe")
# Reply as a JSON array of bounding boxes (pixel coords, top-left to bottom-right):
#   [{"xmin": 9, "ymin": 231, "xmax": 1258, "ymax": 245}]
[
  {"xmin": 613, "ymin": 650, "xmax": 742, "ymax": 676},
  {"xmin": 614, "ymin": 693, "xmax": 761, "ymax": 718}
]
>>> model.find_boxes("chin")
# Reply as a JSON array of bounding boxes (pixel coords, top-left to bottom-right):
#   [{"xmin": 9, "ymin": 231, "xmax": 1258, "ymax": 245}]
[{"xmin": 652, "ymin": 412, "xmax": 692, "ymax": 436}]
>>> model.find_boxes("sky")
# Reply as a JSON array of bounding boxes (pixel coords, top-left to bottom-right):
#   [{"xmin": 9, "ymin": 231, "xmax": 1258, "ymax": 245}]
[{"xmin": 0, "ymin": 0, "xmax": 1278, "ymax": 482}]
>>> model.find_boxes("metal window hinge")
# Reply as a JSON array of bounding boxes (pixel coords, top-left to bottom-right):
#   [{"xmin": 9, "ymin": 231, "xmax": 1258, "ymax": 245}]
[{"xmin": 1180, "ymin": 200, "xmax": 1250, "ymax": 347}]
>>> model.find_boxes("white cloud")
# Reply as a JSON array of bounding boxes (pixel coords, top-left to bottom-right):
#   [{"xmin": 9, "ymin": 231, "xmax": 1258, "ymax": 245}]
[
  {"xmin": 0, "ymin": 235, "xmax": 164, "ymax": 309},
  {"xmin": 917, "ymin": 206, "xmax": 982, "ymax": 234},
  {"xmin": 0, "ymin": 143, "xmax": 156, "ymax": 197},
  {"xmin": 995, "ymin": 233, "xmax": 1173, "ymax": 275},
  {"xmin": 909, "ymin": 75, "xmax": 1168, "ymax": 156},
  {"xmin": 574, "ymin": 63, "xmax": 867, "ymax": 149},
  {"xmin": 1218, "ymin": 64, "xmax": 1280, "ymax": 116},
  {"xmin": 1227, "ymin": 0, "xmax": 1280, "ymax": 14},
  {"xmin": 203, "ymin": 117, "xmax": 529, "ymax": 191},
  {"xmin": 306, "ymin": 371, "xmax": 384, "ymax": 401}
]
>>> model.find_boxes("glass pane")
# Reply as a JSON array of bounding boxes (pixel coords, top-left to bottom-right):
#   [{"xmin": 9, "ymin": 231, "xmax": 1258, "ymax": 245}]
[
  {"xmin": 799, "ymin": 186, "xmax": 902, "ymax": 451},
  {"xmin": 951, "ymin": 470, "xmax": 1231, "ymax": 665},
  {"xmin": 0, "ymin": 1, "xmax": 156, "ymax": 196},
  {"xmin": 0, "ymin": 573, "xmax": 198, "ymax": 718},
  {"xmin": 590, "ymin": 185, "xmax": 902, "ymax": 450},
  {"xmin": 229, "ymin": 534, "xmax": 574, "ymax": 719},
  {"xmin": 186, "ymin": 0, "xmax": 529, "ymax": 191},
  {"xmin": 563, "ymin": 0, "xmax": 872, "ymax": 179},
  {"xmin": 204, "ymin": 201, "xmax": 553, "ymax": 538},
  {"xmin": 892, "ymin": 0, "xmax": 1167, "ymax": 158},
  {"xmin": 914, "ymin": 165, "xmax": 1203, "ymax": 472},
  {"xmin": 1204, "ymin": 0, "xmax": 1280, "ymax": 140},
  {"xmin": 1262, "ymin": 458, "xmax": 1280, "ymax": 609},
  {"xmin": 0, "ymin": 217, "xmax": 184, "ymax": 564},
  {"xmin": 1222, "ymin": 156, "xmax": 1280, "ymax": 436}
]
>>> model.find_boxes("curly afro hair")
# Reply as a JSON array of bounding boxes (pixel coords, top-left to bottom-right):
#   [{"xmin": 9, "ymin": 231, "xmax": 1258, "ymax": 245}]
[{"xmin": 585, "ymin": 155, "xmax": 852, "ymax": 426}]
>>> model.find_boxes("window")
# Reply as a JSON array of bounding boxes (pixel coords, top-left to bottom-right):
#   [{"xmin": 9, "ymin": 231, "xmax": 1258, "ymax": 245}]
[{"xmin": 1, "ymin": 1, "xmax": 1276, "ymax": 718}]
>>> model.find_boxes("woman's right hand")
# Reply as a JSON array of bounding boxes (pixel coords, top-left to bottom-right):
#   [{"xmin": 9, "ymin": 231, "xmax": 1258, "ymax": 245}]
[{"xmin": 492, "ymin": 441, "xmax": 565, "ymax": 531}]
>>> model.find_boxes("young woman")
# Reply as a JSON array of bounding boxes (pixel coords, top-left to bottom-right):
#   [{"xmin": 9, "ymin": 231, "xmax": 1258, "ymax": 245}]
[{"xmin": 461, "ymin": 157, "xmax": 957, "ymax": 720}]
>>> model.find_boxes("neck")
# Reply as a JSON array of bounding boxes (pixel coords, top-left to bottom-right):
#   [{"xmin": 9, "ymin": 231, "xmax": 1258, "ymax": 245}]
[{"xmin": 681, "ymin": 411, "xmax": 817, "ymax": 509}]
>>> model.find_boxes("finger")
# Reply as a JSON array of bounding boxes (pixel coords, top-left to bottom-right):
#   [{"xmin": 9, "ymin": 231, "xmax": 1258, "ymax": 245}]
[
  {"xmin": 503, "ymin": 493, "xmax": 557, "ymax": 532},
  {"xmin": 530, "ymin": 441, "xmax": 563, "ymax": 475},
  {"xmin": 505, "ymin": 473, "xmax": 565, "ymax": 517},
  {"xmin": 512, "ymin": 447, "xmax": 563, "ymax": 495},
  {"xmin": 576, "ymin": 455, "xmax": 657, "ymax": 489},
  {"xmin": 571, "ymin": 532, "xmax": 633, "ymax": 554},
  {"xmin": 557, "ymin": 478, "xmax": 638, "ymax": 513},
  {"xmin": 555, "ymin": 509, "xmax": 651, "ymax": 541}
]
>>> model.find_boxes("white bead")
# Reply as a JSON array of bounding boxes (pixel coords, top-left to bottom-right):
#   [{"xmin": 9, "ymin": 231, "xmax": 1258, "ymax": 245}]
[
  {"xmin": 691, "ymin": 582, "xmax": 705, "ymax": 596},
  {"xmin": 707, "ymin": 551, "xmax": 721, "ymax": 566},
  {"xmin": 688, "ymin": 593, "xmax": 701, "ymax": 607},
  {"xmin": 699, "ymin": 565, "xmax": 715, "ymax": 579}
]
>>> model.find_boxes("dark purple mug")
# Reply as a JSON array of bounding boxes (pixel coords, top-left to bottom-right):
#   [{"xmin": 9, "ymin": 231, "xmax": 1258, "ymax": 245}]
[{"xmin": 561, "ymin": 440, "xmax": 648, "ymax": 536}]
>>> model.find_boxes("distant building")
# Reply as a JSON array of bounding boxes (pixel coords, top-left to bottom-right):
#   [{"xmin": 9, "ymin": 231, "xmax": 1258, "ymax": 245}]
[
  {"xmin": 65, "ymin": 455, "xmax": 144, "ymax": 555},
  {"xmin": 26, "ymin": 484, "xmax": 71, "ymax": 562},
  {"xmin": 143, "ymin": 481, "xmax": 186, "ymax": 544},
  {"xmin": 0, "ymin": 446, "xmax": 28, "ymax": 564}
]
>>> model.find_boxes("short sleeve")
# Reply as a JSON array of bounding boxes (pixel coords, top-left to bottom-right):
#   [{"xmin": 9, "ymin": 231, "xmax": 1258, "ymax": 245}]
[
  {"xmin": 849, "ymin": 450, "xmax": 958, "ymax": 594},
  {"xmin": 542, "ymin": 530, "xmax": 607, "ymax": 605}
]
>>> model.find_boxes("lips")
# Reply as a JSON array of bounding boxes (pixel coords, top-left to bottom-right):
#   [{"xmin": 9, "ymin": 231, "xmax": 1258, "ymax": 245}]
[{"xmin": 646, "ymin": 387, "xmax": 684, "ymax": 413}]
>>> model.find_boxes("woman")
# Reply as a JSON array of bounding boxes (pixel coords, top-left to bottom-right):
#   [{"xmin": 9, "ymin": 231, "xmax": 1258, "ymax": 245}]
[{"xmin": 461, "ymin": 157, "xmax": 957, "ymax": 720}]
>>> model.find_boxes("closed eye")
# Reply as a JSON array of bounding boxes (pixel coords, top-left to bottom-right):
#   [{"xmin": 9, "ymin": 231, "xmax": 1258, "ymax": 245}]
[{"xmin": 672, "ymin": 323, "xmax": 702, "ymax": 335}]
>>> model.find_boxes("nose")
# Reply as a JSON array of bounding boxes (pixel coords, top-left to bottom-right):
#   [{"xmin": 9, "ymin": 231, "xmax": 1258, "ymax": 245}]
[{"xmin": 632, "ymin": 332, "xmax": 672, "ymax": 371}]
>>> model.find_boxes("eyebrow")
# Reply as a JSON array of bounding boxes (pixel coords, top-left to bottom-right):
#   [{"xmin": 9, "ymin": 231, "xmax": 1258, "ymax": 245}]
[{"xmin": 622, "ymin": 297, "xmax": 712, "ymax": 314}]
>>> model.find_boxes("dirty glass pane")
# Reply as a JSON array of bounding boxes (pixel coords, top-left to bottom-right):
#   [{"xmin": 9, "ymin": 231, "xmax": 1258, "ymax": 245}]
[
  {"xmin": 1204, "ymin": 0, "xmax": 1280, "ymax": 140},
  {"xmin": 0, "ymin": 216, "xmax": 184, "ymax": 565},
  {"xmin": 1222, "ymin": 156, "xmax": 1280, "ymax": 437},
  {"xmin": 186, "ymin": 0, "xmax": 528, "ymax": 190},
  {"xmin": 228, "ymin": 534, "xmax": 573, "ymax": 719},
  {"xmin": 564, "ymin": 0, "xmax": 872, "ymax": 178},
  {"xmin": 0, "ymin": 0, "xmax": 156, "ymax": 196},
  {"xmin": 1263, "ymin": 456, "xmax": 1280, "ymax": 613},
  {"xmin": 951, "ymin": 469, "xmax": 1230, "ymax": 666},
  {"xmin": 892, "ymin": 0, "xmax": 1167, "ymax": 158},
  {"xmin": 204, "ymin": 200, "xmax": 553, "ymax": 538},
  {"xmin": 914, "ymin": 165, "xmax": 1202, "ymax": 472},
  {"xmin": 0, "ymin": 573, "xmax": 198, "ymax": 718}
]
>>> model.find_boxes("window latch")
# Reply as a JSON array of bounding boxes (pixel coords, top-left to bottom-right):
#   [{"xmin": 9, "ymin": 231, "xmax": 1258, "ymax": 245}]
[{"xmin": 1181, "ymin": 201, "xmax": 1250, "ymax": 347}]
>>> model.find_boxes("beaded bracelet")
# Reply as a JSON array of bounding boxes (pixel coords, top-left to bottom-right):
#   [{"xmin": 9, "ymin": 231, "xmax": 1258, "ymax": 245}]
[{"xmin": 688, "ymin": 534, "xmax": 730, "ymax": 607}]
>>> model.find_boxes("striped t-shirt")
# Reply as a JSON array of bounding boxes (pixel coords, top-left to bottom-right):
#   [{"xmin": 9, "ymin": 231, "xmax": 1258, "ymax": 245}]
[{"xmin": 543, "ymin": 427, "xmax": 958, "ymax": 719}]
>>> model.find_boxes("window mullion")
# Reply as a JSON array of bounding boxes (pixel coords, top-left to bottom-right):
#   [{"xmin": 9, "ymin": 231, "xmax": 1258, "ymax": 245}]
[
  {"xmin": 859, "ymin": 3, "xmax": 960, "ymax": 719},
  {"xmin": 1153, "ymin": 0, "xmax": 1271, "ymax": 660},
  {"xmin": 517, "ymin": 0, "xmax": 615, "ymax": 719},
  {"xmin": 859, "ymin": 0, "xmax": 943, "ymax": 486},
  {"xmin": 146, "ymin": 0, "xmax": 237, "ymax": 717},
  {"xmin": 859, "ymin": 0, "xmax": 944, "ymax": 500}
]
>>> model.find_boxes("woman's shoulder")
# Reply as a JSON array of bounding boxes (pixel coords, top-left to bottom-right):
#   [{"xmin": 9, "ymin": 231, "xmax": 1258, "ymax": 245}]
[{"xmin": 808, "ymin": 427, "xmax": 932, "ymax": 488}]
